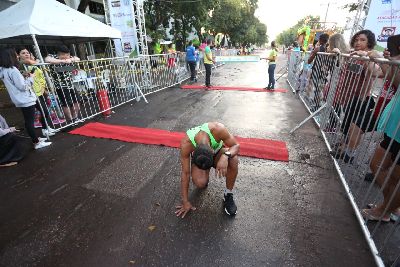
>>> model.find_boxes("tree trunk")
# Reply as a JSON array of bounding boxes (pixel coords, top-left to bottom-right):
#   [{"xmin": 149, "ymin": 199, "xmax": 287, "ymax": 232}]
[
  {"xmin": 194, "ymin": 26, "xmax": 202, "ymax": 41},
  {"xmin": 181, "ymin": 16, "xmax": 187, "ymax": 49}
]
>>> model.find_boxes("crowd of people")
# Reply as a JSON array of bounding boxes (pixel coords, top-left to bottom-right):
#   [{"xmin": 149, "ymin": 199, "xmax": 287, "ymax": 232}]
[
  {"xmin": 0, "ymin": 45, "xmax": 81, "ymax": 167},
  {"xmin": 295, "ymin": 30, "xmax": 400, "ymax": 222},
  {"xmin": 185, "ymin": 39, "xmax": 216, "ymax": 88}
]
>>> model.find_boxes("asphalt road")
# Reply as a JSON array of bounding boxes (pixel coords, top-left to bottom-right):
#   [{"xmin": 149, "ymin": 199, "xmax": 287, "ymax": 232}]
[{"xmin": 0, "ymin": 54, "xmax": 376, "ymax": 266}]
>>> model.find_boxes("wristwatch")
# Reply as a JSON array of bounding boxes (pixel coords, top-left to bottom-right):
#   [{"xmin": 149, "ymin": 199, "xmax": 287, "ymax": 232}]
[{"xmin": 224, "ymin": 151, "xmax": 232, "ymax": 159}]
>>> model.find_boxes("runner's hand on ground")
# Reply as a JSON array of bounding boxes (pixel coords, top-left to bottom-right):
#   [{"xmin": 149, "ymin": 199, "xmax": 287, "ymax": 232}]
[{"xmin": 175, "ymin": 201, "xmax": 196, "ymax": 218}]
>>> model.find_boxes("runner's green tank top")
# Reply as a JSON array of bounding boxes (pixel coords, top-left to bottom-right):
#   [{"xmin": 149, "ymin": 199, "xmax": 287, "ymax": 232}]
[{"xmin": 186, "ymin": 123, "xmax": 223, "ymax": 152}]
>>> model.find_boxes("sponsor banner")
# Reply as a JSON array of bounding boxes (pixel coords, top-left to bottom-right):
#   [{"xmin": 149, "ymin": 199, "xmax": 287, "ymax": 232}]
[
  {"xmin": 364, "ymin": 0, "xmax": 400, "ymax": 49},
  {"xmin": 215, "ymin": 56, "xmax": 260, "ymax": 62},
  {"xmin": 107, "ymin": 0, "xmax": 139, "ymax": 57}
]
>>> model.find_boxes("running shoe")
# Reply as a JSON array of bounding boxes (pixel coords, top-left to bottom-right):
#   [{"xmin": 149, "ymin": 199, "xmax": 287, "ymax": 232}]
[{"xmin": 223, "ymin": 193, "xmax": 237, "ymax": 216}]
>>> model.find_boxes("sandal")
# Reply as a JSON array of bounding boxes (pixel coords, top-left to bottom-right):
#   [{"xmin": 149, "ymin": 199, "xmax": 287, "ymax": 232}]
[
  {"xmin": 330, "ymin": 149, "xmax": 354, "ymax": 163},
  {"xmin": 367, "ymin": 204, "xmax": 400, "ymax": 222},
  {"xmin": 390, "ymin": 208, "xmax": 400, "ymax": 222},
  {"xmin": 361, "ymin": 208, "xmax": 390, "ymax": 222},
  {"xmin": 329, "ymin": 145, "xmax": 345, "ymax": 157},
  {"xmin": 0, "ymin": 161, "xmax": 18, "ymax": 167}
]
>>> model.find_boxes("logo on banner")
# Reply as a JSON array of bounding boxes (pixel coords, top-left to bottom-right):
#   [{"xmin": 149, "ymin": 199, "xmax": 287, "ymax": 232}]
[
  {"xmin": 378, "ymin": 27, "xmax": 396, "ymax": 42},
  {"xmin": 124, "ymin": 42, "xmax": 132, "ymax": 53},
  {"xmin": 111, "ymin": 0, "xmax": 121, "ymax": 7},
  {"xmin": 382, "ymin": 0, "xmax": 391, "ymax": 3}
]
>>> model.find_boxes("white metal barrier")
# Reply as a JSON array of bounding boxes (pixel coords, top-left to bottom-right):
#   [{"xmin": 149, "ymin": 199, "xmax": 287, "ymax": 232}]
[
  {"xmin": 29, "ymin": 49, "xmax": 232, "ymax": 132},
  {"xmin": 288, "ymin": 51, "xmax": 400, "ymax": 266}
]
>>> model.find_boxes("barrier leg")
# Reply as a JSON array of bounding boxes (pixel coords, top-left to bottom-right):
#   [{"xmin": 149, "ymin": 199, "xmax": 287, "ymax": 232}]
[
  {"xmin": 290, "ymin": 103, "xmax": 326, "ymax": 134},
  {"xmin": 276, "ymin": 68, "xmax": 288, "ymax": 82},
  {"xmin": 134, "ymin": 82, "xmax": 148, "ymax": 103}
]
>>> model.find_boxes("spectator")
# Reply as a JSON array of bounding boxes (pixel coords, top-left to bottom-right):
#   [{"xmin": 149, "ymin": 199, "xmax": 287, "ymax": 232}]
[
  {"xmin": 318, "ymin": 33, "xmax": 350, "ymax": 100},
  {"xmin": 265, "ymin": 41, "xmax": 278, "ymax": 90},
  {"xmin": 0, "ymin": 115, "xmax": 24, "ymax": 167},
  {"xmin": 198, "ymin": 41, "xmax": 205, "ymax": 66},
  {"xmin": 330, "ymin": 30, "xmax": 381, "ymax": 163},
  {"xmin": 194, "ymin": 46, "xmax": 201, "ymax": 72},
  {"xmin": 293, "ymin": 41, "xmax": 301, "ymax": 52},
  {"xmin": 204, "ymin": 39, "xmax": 216, "ymax": 88},
  {"xmin": 307, "ymin": 33, "xmax": 330, "ymax": 109},
  {"xmin": 319, "ymin": 33, "xmax": 351, "ymax": 127},
  {"xmin": 308, "ymin": 33, "xmax": 329, "ymax": 65},
  {"xmin": 362, "ymin": 48, "xmax": 400, "ymax": 221},
  {"xmin": 45, "ymin": 45, "xmax": 81, "ymax": 123},
  {"xmin": 199, "ymin": 40, "xmax": 207, "ymax": 53},
  {"xmin": 167, "ymin": 43, "xmax": 176, "ymax": 68},
  {"xmin": 18, "ymin": 47, "xmax": 56, "ymax": 137},
  {"xmin": 0, "ymin": 48, "xmax": 51, "ymax": 149},
  {"xmin": 327, "ymin": 33, "xmax": 349, "ymax": 54},
  {"xmin": 185, "ymin": 41, "xmax": 197, "ymax": 83}
]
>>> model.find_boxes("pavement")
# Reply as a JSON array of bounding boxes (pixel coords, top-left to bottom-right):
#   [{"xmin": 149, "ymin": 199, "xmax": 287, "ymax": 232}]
[{"xmin": 0, "ymin": 52, "xmax": 376, "ymax": 266}]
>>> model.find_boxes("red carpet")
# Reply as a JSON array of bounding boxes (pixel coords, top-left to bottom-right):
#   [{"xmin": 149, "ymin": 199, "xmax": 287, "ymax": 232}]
[
  {"xmin": 69, "ymin": 123, "xmax": 289, "ymax": 162},
  {"xmin": 181, "ymin": 85, "xmax": 287, "ymax": 93}
]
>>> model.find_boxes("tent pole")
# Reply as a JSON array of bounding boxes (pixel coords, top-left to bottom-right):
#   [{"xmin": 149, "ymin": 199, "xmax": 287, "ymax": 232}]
[
  {"xmin": 72, "ymin": 44, "xmax": 77, "ymax": 57},
  {"xmin": 30, "ymin": 35, "xmax": 52, "ymax": 139},
  {"xmin": 31, "ymin": 34, "xmax": 62, "ymax": 119},
  {"xmin": 109, "ymin": 39, "xmax": 115, "ymax": 57},
  {"xmin": 31, "ymin": 34, "xmax": 44, "ymax": 63}
]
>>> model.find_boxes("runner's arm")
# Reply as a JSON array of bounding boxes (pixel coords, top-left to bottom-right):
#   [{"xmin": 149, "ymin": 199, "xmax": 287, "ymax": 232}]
[
  {"xmin": 216, "ymin": 124, "xmax": 240, "ymax": 156},
  {"xmin": 180, "ymin": 139, "xmax": 191, "ymax": 203}
]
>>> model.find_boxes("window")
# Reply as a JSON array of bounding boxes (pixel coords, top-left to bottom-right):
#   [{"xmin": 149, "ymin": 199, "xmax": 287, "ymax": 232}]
[{"xmin": 88, "ymin": 1, "xmax": 104, "ymax": 15}]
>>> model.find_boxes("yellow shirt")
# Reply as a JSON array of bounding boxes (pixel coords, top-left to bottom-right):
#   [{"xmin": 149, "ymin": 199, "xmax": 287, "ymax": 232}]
[
  {"xmin": 268, "ymin": 49, "xmax": 278, "ymax": 65},
  {"xmin": 204, "ymin": 46, "xmax": 213, "ymax": 65},
  {"xmin": 28, "ymin": 66, "xmax": 46, "ymax": 96}
]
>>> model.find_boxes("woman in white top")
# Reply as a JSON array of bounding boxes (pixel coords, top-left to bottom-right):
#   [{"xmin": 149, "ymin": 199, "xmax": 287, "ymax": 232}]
[{"xmin": 0, "ymin": 48, "xmax": 51, "ymax": 150}]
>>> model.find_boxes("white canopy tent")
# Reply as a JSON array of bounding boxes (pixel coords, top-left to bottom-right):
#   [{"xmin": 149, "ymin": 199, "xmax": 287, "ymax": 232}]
[{"xmin": 0, "ymin": 0, "xmax": 122, "ymax": 61}]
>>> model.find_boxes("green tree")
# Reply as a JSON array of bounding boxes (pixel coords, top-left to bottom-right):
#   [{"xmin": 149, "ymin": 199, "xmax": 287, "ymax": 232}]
[
  {"xmin": 209, "ymin": 0, "xmax": 243, "ymax": 36},
  {"xmin": 255, "ymin": 22, "xmax": 268, "ymax": 46},
  {"xmin": 209, "ymin": 0, "xmax": 267, "ymax": 47},
  {"xmin": 171, "ymin": 0, "xmax": 217, "ymax": 50},
  {"xmin": 144, "ymin": 1, "xmax": 174, "ymax": 42},
  {"xmin": 143, "ymin": 0, "xmax": 267, "ymax": 50},
  {"xmin": 144, "ymin": 0, "xmax": 218, "ymax": 50}
]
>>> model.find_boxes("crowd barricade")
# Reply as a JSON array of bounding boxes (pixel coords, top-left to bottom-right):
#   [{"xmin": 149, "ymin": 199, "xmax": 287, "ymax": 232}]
[
  {"xmin": 31, "ymin": 49, "xmax": 231, "ymax": 132},
  {"xmin": 288, "ymin": 51, "xmax": 400, "ymax": 266}
]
